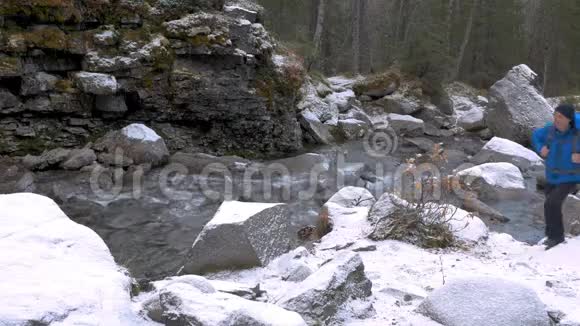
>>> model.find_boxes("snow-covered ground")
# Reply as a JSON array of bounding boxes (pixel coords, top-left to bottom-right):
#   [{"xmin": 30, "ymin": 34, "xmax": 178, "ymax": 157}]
[
  {"xmin": 3, "ymin": 191, "xmax": 579, "ymax": 325},
  {"xmin": 201, "ymin": 192, "xmax": 580, "ymax": 325}
]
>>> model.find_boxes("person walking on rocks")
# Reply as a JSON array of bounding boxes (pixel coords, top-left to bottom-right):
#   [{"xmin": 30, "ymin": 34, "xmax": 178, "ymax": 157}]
[{"xmin": 532, "ymin": 104, "xmax": 580, "ymax": 250}]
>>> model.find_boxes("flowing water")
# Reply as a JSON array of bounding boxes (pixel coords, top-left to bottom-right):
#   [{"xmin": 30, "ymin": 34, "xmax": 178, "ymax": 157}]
[{"xmin": 0, "ymin": 134, "xmax": 546, "ymax": 279}]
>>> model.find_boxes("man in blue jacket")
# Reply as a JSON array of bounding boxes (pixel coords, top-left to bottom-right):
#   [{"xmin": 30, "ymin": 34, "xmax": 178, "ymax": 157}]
[{"xmin": 532, "ymin": 104, "xmax": 580, "ymax": 249}]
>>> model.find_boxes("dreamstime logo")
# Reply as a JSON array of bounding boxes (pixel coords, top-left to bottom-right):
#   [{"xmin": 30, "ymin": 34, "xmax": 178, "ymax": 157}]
[{"xmin": 363, "ymin": 126, "xmax": 399, "ymax": 157}]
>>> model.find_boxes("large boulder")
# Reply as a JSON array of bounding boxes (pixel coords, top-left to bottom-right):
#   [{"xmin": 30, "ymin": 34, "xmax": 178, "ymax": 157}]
[
  {"xmin": 276, "ymin": 251, "xmax": 373, "ymax": 325},
  {"xmin": 183, "ymin": 201, "xmax": 292, "ymax": 275},
  {"xmin": 472, "ymin": 136, "xmax": 544, "ymax": 172},
  {"xmin": 93, "ymin": 123, "xmax": 169, "ymax": 167},
  {"xmin": 418, "ymin": 277, "xmax": 550, "ymax": 326},
  {"xmin": 0, "ymin": 193, "xmax": 148, "ymax": 325},
  {"xmin": 455, "ymin": 162, "xmax": 526, "ymax": 200},
  {"xmin": 143, "ymin": 275, "xmax": 306, "ymax": 326},
  {"xmin": 486, "ymin": 64, "xmax": 553, "ymax": 144}
]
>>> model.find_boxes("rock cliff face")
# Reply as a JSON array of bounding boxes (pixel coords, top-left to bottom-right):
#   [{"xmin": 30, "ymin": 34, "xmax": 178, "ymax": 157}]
[{"xmin": 0, "ymin": 0, "xmax": 304, "ymax": 157}]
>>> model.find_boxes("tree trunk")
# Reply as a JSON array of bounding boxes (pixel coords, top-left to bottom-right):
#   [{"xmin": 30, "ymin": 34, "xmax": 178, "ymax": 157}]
[
  {"xmin": 311, "ymin": 0, "xmax": 326, "ymax": 71},
  {"xmin": 452, "ymin": 0, "xmax": 478, "ymax": 80},
  {"xmin": 446, "ymin": 0, "xmax": 455, "ymax": 55},
  {"xmin": 351, "ymin": 0, "xmax": 361, "ymax": 74}
]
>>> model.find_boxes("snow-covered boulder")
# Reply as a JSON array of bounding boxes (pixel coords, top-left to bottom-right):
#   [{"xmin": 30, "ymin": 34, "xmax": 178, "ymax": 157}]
[
  {"xmin": 387, "ymin": 113, "xmax": 425, "ymax": 137},
  {"xmin": 326, "ymin": 186, "xmax": 376, "ymax": 208},
  {"xmin": 143, "ymin": 276, "xmax": 307, "ymax": 326},
  {"xmin": 73, "ymin": 72, "xmax": 118, "ymax": 95},
  {"xmin": 182, "ymin": 201, "xmax": 292, "ymax": 275},
  {"xmin": 486, "ymin": 64, "xmax": 553, "ymax": 144},
  {"xmin": 276, "ymin": 251, "xmax": 373, "ymax": 325},
  {"xmin": 563, "ymin": 194, "xmax": 580, "ymax": 236},
  {"xmin": 418, "ymin": 277, "xmax": 550, "ymax": 326},
  {"xmin": 456, "ymin": 162, "xmax": 526, "ymax": 200},
  {"xmin": 0, "ymin": 193, "xmax": 148, "ymax": 325},
  {"xmin": 93, "ymin": 123, "xmax": 169, "ymax": 167},
  {"xmin": 457, "ymin": 106, "xmax": 486, "ymax": 131},
  {"xmin": 472, "ymin": 137, "xmax": 544, "ymax": 172}
]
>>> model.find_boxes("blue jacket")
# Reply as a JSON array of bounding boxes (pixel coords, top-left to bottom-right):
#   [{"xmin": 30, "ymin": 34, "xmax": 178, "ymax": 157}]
[{"xmin": 532, "ymin": 112, "xmax": 580, "ymax": 185}]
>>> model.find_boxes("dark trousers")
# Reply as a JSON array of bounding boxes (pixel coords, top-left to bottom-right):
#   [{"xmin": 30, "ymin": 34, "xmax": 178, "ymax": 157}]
[{"xmin": 544, "ymin": 183, "xmax": 577, "ymax": 241}]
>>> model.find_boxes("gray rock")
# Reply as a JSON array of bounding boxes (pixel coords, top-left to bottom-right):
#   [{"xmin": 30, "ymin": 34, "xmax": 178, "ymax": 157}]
[
  {"xmin": 563, "ymin": 194, "xmax": 580, "ymax": 236},
  {"xmin": 151, "ymin": 282, "xmax": 307, "ymax": 326},
  {"xmin": 461, "ymin": 194, "xmax": 510, "ymax": 223},
  {"xmin": 15, "ymin": 171, "xmax": 36, "ymax": 192},
  {"xmin": 94, "ymin": 124, "xmax": 169, "ymax": 167},
  {"xmin": 338, "ymin": 119, "xmax": 369, "ymax": 140},
  {"xmin": 14, "ymin": 126, "xmax": 36, "ymax": 137},
  {"xmin": 368, "ymin": 192, "xmax": 400, "ymax": 224},
  {"xmin": 0, "ymin": 89, "xmax": 22, "ymax": 114},
  {"xmin": 486, "ymin": 64, "xmax": 553, "ymax": 144},
  {"xmin": 73, "ymin": 72, "xmax": 118, "ymax": 95},
  {"xmin": 339, "ymin": 107, "xmax": 373, "ymax": 126},
  {"xmin": 472, "ymin": 137, "xmax": 544, "ymax": 172},
  {"xmin": 95, "ymin": 95, "xmax": 128, "ymax": 114},
  {"xmin": 414, "ymin": 105, "xmax": 455, "ymax": 129},
  {"xmin": 62, "ymin": 148, "xmax": 97, "ymax": 170},
  {"xmin": 183, "ymin": 201, "xmax": 292, "ymax": 275},
  {"xmin": 405, "ymin": 137, "xmax": 436, "ymax": 152},
  {"xmin": 299, "ymin": 111, "xmax": 336, "ymax": 145},
  {"xmin": 375, "ymin": 93, "xmax": 423, "ymax": 115},
  {"xmin": 20, "ymin": 72, "xmax": 60, "ymax": 96},
  {"xmin": 458, "ymin": 107, "xmax": 486, "ymax": 131},
  {"xmin": 22, "ymin": 148, "xmax": 71, "ymax": 171},
  {"xmin": 418, "ymin": 277, "xmax": 550, "ymax": 326},
  {"xmin": 387, "ymin": 113, "xmax": 425, "ymax": 137},
  {"xmin": 359, "ymin": 95, "xmax": 372, "ymax": 102},
  {"xmin": 277, "ymin": 251, "xmax": 373, "ymax": 325},
  {"xmin": 478, "ymin": 128, "xmax": 494, "ymax": 140}
]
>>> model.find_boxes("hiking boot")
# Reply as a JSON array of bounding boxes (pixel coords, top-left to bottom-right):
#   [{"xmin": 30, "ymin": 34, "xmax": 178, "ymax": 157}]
[{"xmin": 544, "ymin": 238, "xmax": 565, "ymax": 250}]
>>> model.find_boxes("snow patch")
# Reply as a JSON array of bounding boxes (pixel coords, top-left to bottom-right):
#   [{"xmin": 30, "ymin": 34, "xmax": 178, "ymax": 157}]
[{"xmin": 121, "ymin": 123, "xmax": 161, "ymax": 142}]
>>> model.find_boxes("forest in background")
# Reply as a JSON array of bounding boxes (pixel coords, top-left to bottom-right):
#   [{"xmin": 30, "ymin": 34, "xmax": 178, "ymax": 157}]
[{"xmin": 258, "ymin": 0, "xmax": 580, "ymax": 96}]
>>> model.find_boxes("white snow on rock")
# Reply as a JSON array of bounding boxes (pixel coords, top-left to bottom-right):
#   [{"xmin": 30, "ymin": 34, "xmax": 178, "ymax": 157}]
[
  {"xmin": 472, "ymin": 136, "xmax": 544, "ymax": 171},
  {"xmin": 417, "ymin": 277, "xmax": 550, "ymax": 326},
  {"xmin": 457, "ymin": 162, "xmax": 526, "ymax": 190},
  {"xmin": 141, "ymin": 276, "xmax": 307, "ymax": 326},
  {"xmin": 0, "ymin": 193, "xmax": 151, "ymax": 326},
  {"xmin": 326, "ymin": 186, "xmax": 376, "ymax": 208},
  {"xmin": 121, "ymin": 123, "xmax": 162, "ymax": 142},
  {"xmin": 444, "ymin": 206, "xmax": 489, "ymax": 243},
  {"xmin": 182, "ymin": 201, "xmax": 292, "ymax": 275}
]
